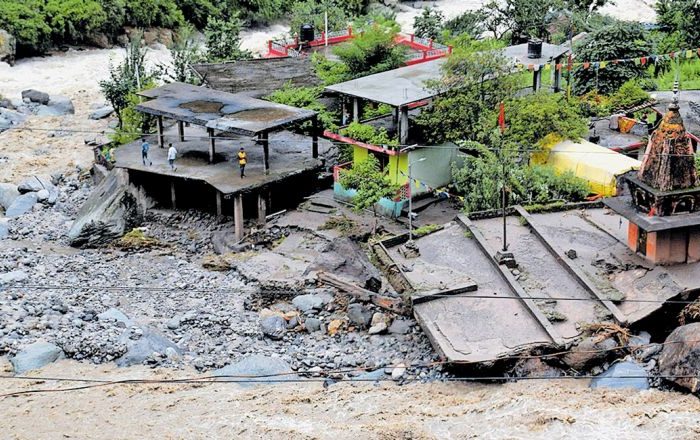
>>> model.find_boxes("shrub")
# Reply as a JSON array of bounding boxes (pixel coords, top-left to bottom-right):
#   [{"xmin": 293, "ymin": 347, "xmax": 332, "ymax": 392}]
[
  {"xmin": 339, "ymin": 154, "xmax": 399, "ymax": 213},
  {"xmin": 44, "ymin": 0, "xmax": 107, "ymax": 44},
  {"xmin": 0, "ymin": 0, "xmax": 51, "ymax": 55},
  {"xmin": 124, "ymin": 0, "xmax": 184, "ymax": 28},
  {"xmin": 265, "ymin": 83, "xmax": 337, "ymax": 132},
  {"xmin": 204, "ymin": 15, "xmax": 250, "ymax": 62},
  {"xmin": 311, "ymin": 53, "xmax": 351, "ymax": 85},
  {"xmin": 333, "ymin": 20, "xmax": 405, "ymax": 78},
  {"xmin": 444, "ymin": 10, "xmax": 488, "ymax": 40},
  {"xmin": 340, "ymin": 122, "xmax": 398, "ymax": 146},
  {"xmin": 413, "ymin": 7, "xmax": 444, "ymax": 41}
]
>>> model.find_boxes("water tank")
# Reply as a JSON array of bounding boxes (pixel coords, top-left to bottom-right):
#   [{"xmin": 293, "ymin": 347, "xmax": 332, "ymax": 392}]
[
  {"xmin": 300, "ymin": 24, "xmax": 315, "ymax": 43},
  {"xmin": 527, "ymin": 39, "xmax": 543, "ymax": 59}
]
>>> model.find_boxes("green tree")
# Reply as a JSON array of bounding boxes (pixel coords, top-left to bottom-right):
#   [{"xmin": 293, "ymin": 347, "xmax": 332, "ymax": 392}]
[
  {"xmin": 339, "ymin": 154, "xmax": 399, "ymax": 213},
  {"xmin": 165, "ymin": 23, "xmax": 205, "ymax": 84},
  {"xmin": 44, "ymin": 0, "xmax": 107, "ymax": 44},
  {"xmin": 444, "ymin": 10, "xmax": 488, "ymax": 40},
  {"xmin": 572, "ymin": 22, "xmax": 652, "ymax": 95},
  {"xmin": 480, "ymin": 0, "xmax": 560, "ymax": 42},
  {"xmin": 415, "ymin": 43, "xmax": 518, "ymax": 144},
  {"xmin": 289, "ymin": 0, "xmax": 349, "ymax": 36},
  {"xmin": 0, "ymin": 0, "xmax": 51, "ymax": 55},
  {"xmin": 265, "ymin": 83, "xmax": 337, "ymax": 132},
  {"xmin": 656, "ymin": 0, "xmax": 700, "ymax": 49},
  {"xmin": 333, "ymin": 19, "xmax": 405, "ymax": 78},
  {"xmin": 204, "ymin": 14, "xmax": 249, "ymax": 62},
  {"xmin": 124, "ymin": 0, "xmax": 184, "ymax": 28},
  {"xmin": 413, "ymin": 7, "xmax": 444, "ymax": 41}
]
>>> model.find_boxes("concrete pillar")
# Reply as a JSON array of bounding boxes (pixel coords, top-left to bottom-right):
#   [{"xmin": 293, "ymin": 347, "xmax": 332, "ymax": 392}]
[
  {"xmin": 352, "ymin": 98, "xmax": 360, "ymax": 123},
  {"xmin": 688, "ymin": 229, "xmax": 700, "ymax": 263},
  {"xmin": 257, "ymin": 192, "xmax": 267, "ymax": 225},
  {"xmin": 234, "ymin": 193, "xmax": 244, "ymax": 241},
  {"xmin": 553, "ymin": 59, "xmax": 562, "ymax": 92},
  {"xmin": 392, "ymin": 107, "xmax": 399, "ymax": 131},
  {"xmin": 260, "ymin": 132, "xmax": 270, "ymax": 175},
  {"xmin": 157, "ymin": 116, "xmax": 164, "ymax": 148},
  {"xmin": 399, "ymin": 106, "xmax": 409, "ymax": 145},
  {"xmin": 170, "ymin": 180, "xmax": 177, "ymax": 209},
  {"xmin": 627, "ymin": 222, "xmax": 639, "ymax": 252},
  {"xmin": 216, "ymin": 191, "xmax": 223, "ymax": 216},
  {"xmin": 311, "ymin": 116, "xmax": 319, "ymax": 159},
  {"xmin": 208, "ymin": 128, "xmax": 216, "ymax": 164},
  {"xmin": 533, "ymin": 68, "xmax": 543, "ymax": 92},
  {"xmin": 340, "ymin": 99, "xmax": 347, "ymax": 126},
  {"xmin": 178, "ymin": 121, "xmax": 185, "ymax": 142}
]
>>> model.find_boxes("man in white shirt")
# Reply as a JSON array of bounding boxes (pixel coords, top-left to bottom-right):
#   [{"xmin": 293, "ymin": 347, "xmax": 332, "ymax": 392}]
[{"xmin": 167, "ymin": 143, "xmax": 178, "ymax": 171}]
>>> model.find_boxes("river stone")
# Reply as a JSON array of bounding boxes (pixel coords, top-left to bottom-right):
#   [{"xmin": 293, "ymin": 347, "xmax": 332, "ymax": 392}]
[
  {"xmin": 347, "ymin": 303, "xmax": 372, "ymax": 328},
  {"xmin": 21, "ymin": 89, "xmax": 50, "ymax": 105},
  {"xmin": 0, "ymin": 218, "xmax": 8, "ymax": 239},
  {"xmin": 213, "ymin": 355, "xmax": 297, "ymax": 387},
  {"xmin": 292, "ymin": 293, "xmax": 330, "ymax": 312},
  {"xmin": 89, "ymin": 106, "xmax": 114, "ymax": 120},
  {"xmin": 304, "ymin": 317, "xmax": 321, "ymax": 333},
  {"xmin": 562, "ymin": 336, "xmax": 619, "ymax": 370},
  {"xmin": 36, "ymin": 96, "xmax": 75, "ymax": 116},
  {"xmin": 116, "ymin": 327, "xmax": 180, "ymax": 367},
  {"xmin": 0, "ymin": 29, "xmax": 16, "ymax": 65},
  {"xmin": 10, "ymin": 341, "xmax": 63, "ymax": 374},
  {"xmin": 97, "ymin": 308, "xmax": 133, "ymax": 326},
  {"xmin": 260, "ymin": 315, "xmax": 286, "ymax": 340},
  {"xmin": 0, "ymin": 270, "xmax": 27, "ymax": 285},
  {"xmin": 0, "ymin": 182, "xmax": 19, "ymax": 210},
  {"xmin": 17, "ymin": 175, "xmax": 55, "ymax": 194},
  {"xmin": 388, "ymin": 318, "xmax": 414, "ymax": 334},
  {"xmin": 5, "ymin": 192, "xmax": 38, "ymax": 217},
  {"xmin": 590, "ymin": 361, "xmax": 649, "ymax": 390},
  {"xmin": 659, "ymin": 323, "xmax": 700, "ymax": 393}
]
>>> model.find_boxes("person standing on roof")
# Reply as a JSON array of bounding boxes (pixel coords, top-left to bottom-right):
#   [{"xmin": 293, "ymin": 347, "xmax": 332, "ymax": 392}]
[
  {"xmin": 141, "ymin": 138, "xmax": 151, "ymax": 166},
  {"xmin": 237, "ymin": 147, "xmax": 247, "ymax": 178},
  {"xmin": 167, "ymin": 143, "xmax": 178, "ymax": 171}
]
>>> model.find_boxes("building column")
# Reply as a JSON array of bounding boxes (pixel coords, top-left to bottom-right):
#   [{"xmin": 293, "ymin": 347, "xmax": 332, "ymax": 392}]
[
  {"xmin": 392, "ymin": 107, "xmax": 399, "ymax": 131},
  {"xmin": 340, "ymin": 99, "xmax": 347, "ymax": 126},
  {"xmin": 352, "ymin": 97, "xmax": 360, "ymax": 123},
  {"xmin": 398, "ymin": 106, "xmax": 409, "ymax": 145},
  {"xmin": 234, "ymin": 193, "xmax": 244, "ymax": 241},
  {"xmin": 533, "ymin": 68, "xmax": 543, "ymax": 92},
  {"xmin": 170, "ymin": 180, "xmax": 177, "ymax": 209},
  {"xmin": 259, "ymin": 132, "xmax": 270, "ymax": 175},
  {"xmin": 208, "ymin": 128, "xmax": 216, "ymax": 164},
  {"xmin": 216, "ymin": 191, "xmax": 223, "ymax": 216},
  {"xmin": 177, "ymin": 121, "xmax": 185, "ymax": 142},
  {"xmin": 257, "ymin": 191, "xmax": 267, "ymax": 225},
  {"xmin": 157, "ymin": 116, "xmax": 164, "ymax": 148},
  {"xmin": 311, "ymin": 116, "xmax": 319, "ymax": 159}
]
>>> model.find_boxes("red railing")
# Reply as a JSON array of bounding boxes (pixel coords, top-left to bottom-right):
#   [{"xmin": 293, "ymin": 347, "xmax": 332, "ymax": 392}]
[
  {"xmin": 323, "ymin": 130, "xmax": 400, "ymax": 156},
  {"xmin": 333, "ymin": 161, "xmax": 353, "ymax": 182}
]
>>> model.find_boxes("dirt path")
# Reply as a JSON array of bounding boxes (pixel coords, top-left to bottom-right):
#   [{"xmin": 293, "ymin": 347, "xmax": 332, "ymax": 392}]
[{"xmin": 1, "ymin": 359, "xmax": 698, "ymax": 439}]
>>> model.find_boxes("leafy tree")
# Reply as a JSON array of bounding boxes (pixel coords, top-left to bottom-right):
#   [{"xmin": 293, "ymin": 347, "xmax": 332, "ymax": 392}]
[
  {"xmin": 44, "ymin": 0, "xmax": 107, "ymax": 45},
  {"xmin": 204, "ymin": 14, "xmax": 250, "ymax": 62},
  {"xmin": 100, "ymin": 32, "xmax": 160, "ymax": 129},
  {"xmin": 486, "ymin": 92, "xmax": 589, "ymax": 148},
  {"xmin": 311, "ymin": 52, "xmax": 351, "ymax": 85},
  {"xmin": 572, "ymin": 22, "xmax": 652, "ymax": 95},
  {"xmin": 413, "ymin": 7, "xmax": 444, "ymax": 41},
  {"xmin": 289, "ymin": 0, "xmax": 349, "ymax": 36},
  {"xmin": 124, "ymin": 0, "xmax": 184, "ymax": 28},
  {"xmin": 340, "ymin": 122, "xmax": 398, "ymax": 146},
  {"xmin": 175, "ymin": 0, "xmax": 217, "ymax": 29},
  {"xmin": 164, "ymin": 23, "xmax": 205, "ymax": 84},
  {"xmin": 0, "ymin": 0, "xmax": 51, "ymax": 55},
  {"xmin": 339, "ymin": 154, "xmax": 399, "ymax": 213},
  {"xmin": 231, "ymin": 0, "xmax": 289, "ymax": 24},
  {"xmin": 444, "ymin": 10, "xmax": 488, "ymax": 40},
  {"xmin": 656, "ymin": 0, "xmax": 700, "ymax": 49},
  {"xmin": 333, "ymin": 20, "xmax": 405, "ymax": 78},
  {"xmin": 265, "ymin": 83, "xmax": 337, "ymax": 132},
  {"xmin": 98, "ymin": 0, "xmax": 127, "ymax": 37},
  {"xmin": 415, "ymin": 44, "xmax": 518, "ymax": 144},
  {"xmin": 480, "ymin": 0, "xmax": 560, "ymax": 42}
]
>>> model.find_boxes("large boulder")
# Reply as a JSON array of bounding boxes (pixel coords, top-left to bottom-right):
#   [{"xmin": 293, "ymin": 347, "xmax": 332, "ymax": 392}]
[
  {"xmin": 307, "ymin": 237, "xmax": 383, "ymax": 291},
  {"xmin": 590, "ymin": 361, "xmax": 649, "ymax": 390},
  {"xmin": 213, "ymin": 355, "xmax": 297, "ymax": 387},
  {"xmin": 21, "ymin": 89, "xmax": 50, "ymax": 105},
  {"xmin": 116, "ymin": 327, "xmax": 180, "ymax": 367},
  {"xmin": 0, "ymin": 29, "xmax": 16, "ymax": 65},
  {"xmin": 89, "ymin": 106, "xmax": 114, "ymax": 120},
  {"xmin": 36, "ymin": 96, "xmax": 75, "ymax": 116},
  {"xmin": 0, "ymin": 182, "xmax": 20, "ymax": 210},
  {"xmin": 5, "ymin": 192, "xmax": 38, "ymax": 217},
  {"xmin": 0, "ymin": 218, "xmax": 8, "ymax": 239},
  {"xmin": 563, "ymin": 336, "xmax": 619, "ymax": 370},
  {"xmin": 68, "ymin": 169, "xmax": 152, "ymax": 247},
  {"xmin": 0, "ymin": 107, "xmax": 26, "ymax": 132},
  {"xmin": 659, "ymin": 323, "xmax": 700, "ymax": 393},
  {"xmin": 17, "ymin": 175, "xmax": 55, "ymax": 194},
  {"xmin": 10, "ymin": 341, "xmax": 64, "ymax": 374}
]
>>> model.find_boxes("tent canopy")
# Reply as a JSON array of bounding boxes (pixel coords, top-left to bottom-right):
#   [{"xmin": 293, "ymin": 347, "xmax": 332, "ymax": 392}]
[{"xmin": 536, "ymin": 139, "xmax": 641, "ymax": 196}]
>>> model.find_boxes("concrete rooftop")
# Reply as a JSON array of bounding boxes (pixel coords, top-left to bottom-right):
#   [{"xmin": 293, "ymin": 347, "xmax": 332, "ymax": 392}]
[
  {"xmin": 325, "ymin": 58, "xmax": 445, "ymax": 107},
  {"xmin": 113, "ymin": 124, "xmax": 330, "ymax": 196},
  {"xmin": 503, "ymin": 42, "xmax": 569, "ymax": 66},
  {"xmin": 136, "ymin": 82, "xmax": 317, "ymax": 136}
]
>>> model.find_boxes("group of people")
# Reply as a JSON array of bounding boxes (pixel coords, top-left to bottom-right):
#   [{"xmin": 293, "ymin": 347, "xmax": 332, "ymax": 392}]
[{"xmin": 140, "ymin": 138, "xmax": 248, "ymax": 178}]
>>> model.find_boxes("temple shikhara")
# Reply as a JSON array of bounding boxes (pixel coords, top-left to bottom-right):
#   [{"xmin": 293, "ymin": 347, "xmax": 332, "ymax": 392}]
[{"xmin": 606, "ymin": 82, "xmax": 700, "ymax": 264}]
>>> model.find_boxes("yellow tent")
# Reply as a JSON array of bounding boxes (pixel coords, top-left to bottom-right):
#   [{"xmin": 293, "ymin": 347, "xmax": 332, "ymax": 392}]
[{"xmin": 534, "ymin": 139, "xmax": 641, "ymax": 196}]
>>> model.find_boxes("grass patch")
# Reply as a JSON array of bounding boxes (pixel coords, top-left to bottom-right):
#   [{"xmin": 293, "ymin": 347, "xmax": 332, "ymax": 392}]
[
  {"xmin": 117, "ymin": 228, "xmax": 161, "ymax": 249},
  {"xmin": 652, "ymin": 59, "xmax": 700, "ymax": 90},
  {"xmin": 318, "ymin": 215, "xmax": 358, "ymax": 235},
  {"xmin": 522, "ymin": 201, "xmax": 566, "ymax": 213},
  {"xmin": 412, "ymin": 224, "xmax": 442, "ymax": 238}
]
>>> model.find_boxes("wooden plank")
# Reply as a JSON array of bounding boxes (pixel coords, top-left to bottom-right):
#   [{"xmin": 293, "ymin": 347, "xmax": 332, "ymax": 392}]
[{"xmin": 410, "ymin": 283, "xmax": 478, "ymax": 305}]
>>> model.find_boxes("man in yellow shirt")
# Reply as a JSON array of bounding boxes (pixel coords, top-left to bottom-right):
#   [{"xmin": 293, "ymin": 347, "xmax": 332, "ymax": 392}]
[{"xmin": 237, "ymin": 147, "xmax": 247, "ymax": 178}]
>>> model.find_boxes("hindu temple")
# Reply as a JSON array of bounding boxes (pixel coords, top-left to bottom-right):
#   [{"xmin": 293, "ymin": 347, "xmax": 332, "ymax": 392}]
[{"xmin": 605, "ymin": 82, "xmax": 700, "ymax": 265}]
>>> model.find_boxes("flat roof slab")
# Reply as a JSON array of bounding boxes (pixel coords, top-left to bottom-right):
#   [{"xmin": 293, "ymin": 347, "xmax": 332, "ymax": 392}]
[
  {"xmin": 409, "ymin": 224, "xmax": 554, "ymax": 364},
  {"xmin": 114, "ymin": 125, "xmax": 329, "ymax": 196},
  {"xmin": 502, "ymin": 42, "xmax": 569, "ymax": 66},
  {"xmin": 325, "ymin": 58, "xmax": 445, "ymax": 107},
  {"xmin": 604, "ymin": 196, "xmax": 700, "ymax": 232},
  {"xmin": 136, "ymin": 82, "xmax": 317, "ymax": 136}
]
